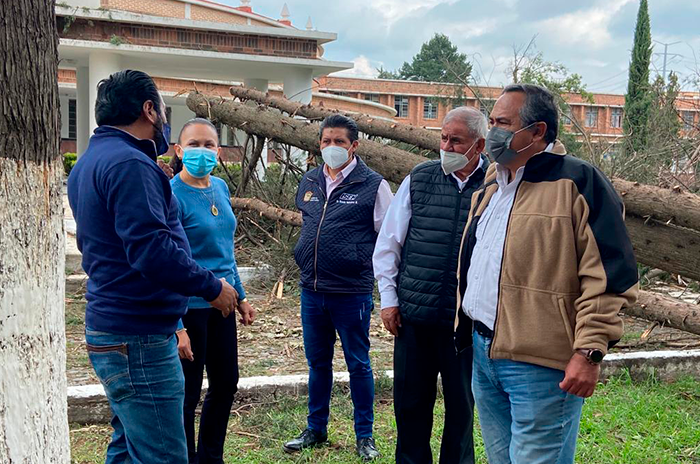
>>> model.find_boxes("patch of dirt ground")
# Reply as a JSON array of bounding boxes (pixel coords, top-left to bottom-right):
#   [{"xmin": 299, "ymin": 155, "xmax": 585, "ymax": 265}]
[{"xmin": 65, "ymin": 284, "xmax": 700, "ymax": 386}]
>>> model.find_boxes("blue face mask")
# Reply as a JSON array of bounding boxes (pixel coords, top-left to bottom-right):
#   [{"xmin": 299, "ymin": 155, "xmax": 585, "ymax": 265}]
[
  {"xmin": 182, "ymin": 147, "xmax": 218, "ymax": 178},
  {"xmin": 153, "ymin": 116, "xmax": 171, "ymax": 156}
]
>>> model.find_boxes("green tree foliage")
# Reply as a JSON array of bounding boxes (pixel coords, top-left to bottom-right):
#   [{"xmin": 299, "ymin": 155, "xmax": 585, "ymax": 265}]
[
  {"xmin": 381, "ymin": 34, "xmax": 472, "ymax": 84},
  {"xmin": 376, "ymin": 66, "xmax": 399, "ymax": 80},
  {"xmin": 623, "ymin": 0, "xmax": 652, "ymax": 154}
]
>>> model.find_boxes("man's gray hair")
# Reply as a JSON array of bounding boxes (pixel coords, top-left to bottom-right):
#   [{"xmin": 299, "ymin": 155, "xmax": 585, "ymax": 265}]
[{"xmin": 442, "ymin": 106, "xmax": 488, "ymax": 140}]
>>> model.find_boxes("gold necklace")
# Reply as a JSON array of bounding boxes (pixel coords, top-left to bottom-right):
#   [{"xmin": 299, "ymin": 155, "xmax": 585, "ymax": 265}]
[{"xmin": 198, "ymin": 185, "xmax": 218, "ymax": 216}]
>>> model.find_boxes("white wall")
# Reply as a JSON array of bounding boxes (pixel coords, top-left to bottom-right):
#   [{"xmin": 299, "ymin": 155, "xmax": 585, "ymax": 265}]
[
  {"xmin": 59, "ymin": 95, "xmax": 70, "ymax": 140},
  {"xmin": 61, "ymin": 0, "xmax": 101, "ymax": 8}
]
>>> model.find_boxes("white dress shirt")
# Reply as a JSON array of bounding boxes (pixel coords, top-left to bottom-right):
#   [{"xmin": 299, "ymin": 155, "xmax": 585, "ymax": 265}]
[
  {"xmin": 323, "ymin": 156, "xmax": 393, "ymax": 234},
  {"xmin": 462, "ymin": 143, "xmax": 554, "ymax": 329},
  {"xmin": 373, "ymin": 158, "xmax": 485, "ymax": 309}
]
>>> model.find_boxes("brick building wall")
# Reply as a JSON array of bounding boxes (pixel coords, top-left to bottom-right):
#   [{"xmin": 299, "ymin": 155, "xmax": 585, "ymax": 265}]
[
  {"xmin": 57, "ymin": 16, "xmax": 318, "ymax": 59},
  {"xmin": 100, "ymin": 0, "xmax": 274, "ymax": 27},
  {"xmin": 102, "ymin": 0, "xmax": 185, "ymax": 19}
]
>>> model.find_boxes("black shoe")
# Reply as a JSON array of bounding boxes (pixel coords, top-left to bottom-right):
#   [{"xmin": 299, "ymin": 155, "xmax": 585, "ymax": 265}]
[
  {"xmin": 283, "ymin": 428, "xmax": 328, "ymax": 453},
  {"xmin": 356, "ymin": 437, "xmax": 379, "ymax": 461}
]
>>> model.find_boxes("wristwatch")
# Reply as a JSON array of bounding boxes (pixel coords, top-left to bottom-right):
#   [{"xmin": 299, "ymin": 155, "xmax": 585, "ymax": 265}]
[
  {"xmin": 239, "ymin": 297, "xmax": 248, "ymax": 304},
  {"xmin": 577, "ymin": 348, "xmax": 604, "ymax": 365}
]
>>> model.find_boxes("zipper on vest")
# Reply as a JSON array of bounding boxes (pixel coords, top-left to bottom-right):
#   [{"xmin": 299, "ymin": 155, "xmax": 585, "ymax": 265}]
[
  {"xmin": 312, "ymin": 180, "xmax": 362, "ymax": 291},
  {"xmin": 313, "ymin": 197, "xmax": 329, "ymax": 291},
  {"xmin": 489, "ymin": 181, "xmax": 522, "ymax": 359}
]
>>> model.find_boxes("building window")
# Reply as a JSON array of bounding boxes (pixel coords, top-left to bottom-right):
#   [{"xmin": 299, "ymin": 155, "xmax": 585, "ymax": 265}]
[
  {"xmin": 561, "ymin": 106, "xmax": 572, "ymax": 125},
  {"xmin": 214, "ymin": 122, "xmax": 223, "ymax": 145},
  {"xmin": 364, "ymin": 93, "xmax": 380, "ymax": 103},
  {"xmin": 610, "ymin": 108, "xmax": 623, "ymax": 128},
  {"xmin": 682, "ymin": 111, "xmax": 695, "ymax": 131},
  {"xmin": 479, "ymin": 100, "xmax": 495, "ymax": 119},
  {"xmin": 423, "ymin": 98, "xmax": 438, "ymax": 119},
  {"xmin": 394, "ymin": 95, "xmax": 409, "ymax": 118},
  {"xmin": 68, "ymin": 99, "xmax": 77, "ymax": 139},
  {"xmin": 585, "ymin": 107, "xmax": 598, "ymax": 128}
]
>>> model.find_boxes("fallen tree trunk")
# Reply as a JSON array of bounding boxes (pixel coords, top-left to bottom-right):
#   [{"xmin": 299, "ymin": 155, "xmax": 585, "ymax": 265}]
[
  {"xmin": 624, "ymin": 290, "xmax": 700, "ymax": 336},
  {"xmin": 187, "ymin": 92, "xmax": 425, "ymax": 184},
  {"xmin": 613, "ymin": 178, "xmax": 700, "ymax": 232},
  {"xmin": 231, "ymin": 197, "xmax": 302, "ymax": 227},
  {"xmin": 626, "ymin": 215, "xmax": 700, "ymax": 282},
  {"xmin": 191, "ymin": 90, "xmax": 700, "ymax": 281},
  {"xmin": 229, "ymin": 85, "xmax": 441, "ymax": 153}
]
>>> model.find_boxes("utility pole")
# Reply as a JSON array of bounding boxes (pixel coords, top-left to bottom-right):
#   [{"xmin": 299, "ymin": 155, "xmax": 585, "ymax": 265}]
[{"xmin": 653, "ymin": 40, "xmax": 682, "ymax": 83}]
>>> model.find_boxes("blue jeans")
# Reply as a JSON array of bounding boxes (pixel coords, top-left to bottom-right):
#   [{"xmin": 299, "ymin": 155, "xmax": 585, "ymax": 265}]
[
  {"xmin": 85, "ymin": 329, "xmax": 187, "ymax": 464},
  {"xmin": 301, "ymin": 289, "xmax": 375, "ymax": 439},
  {"xmin": 472, "ymin": 331, "xmax": 583, "ymax": 464}
]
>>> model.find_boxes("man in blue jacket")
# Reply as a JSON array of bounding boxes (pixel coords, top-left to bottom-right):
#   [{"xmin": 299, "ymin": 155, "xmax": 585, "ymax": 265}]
[
  {"xmin": 68, "ymin": 70, "xmax": 238, "ymax": 464},
  {"xmin": 283, "ymin": 115, "xmax": 393, "ymax": 461}
]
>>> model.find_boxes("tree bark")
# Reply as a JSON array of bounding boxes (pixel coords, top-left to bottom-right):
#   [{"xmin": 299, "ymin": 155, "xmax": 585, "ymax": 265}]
[
  {"xmin": 229, "ymin": 85, "xmax": 441, "ymax": 153},
  {"xmin": 624, "ymin": 290, "xmax": 700, "ymax": 336},
  {"xmin": 613, "ymin": 178, "xmax": 700, "ymax": 232},
  {"xmin": 0, "ymin": 0, "xmax": 70, "ymax": 462},
  {"xmin": 187, "ymin": 92, "xmax": 427, "ymax": 184},
  {"xmin": 236, "ymin": 135, "xmax": 265, "ymax": 196},
  {"xmin": 231, "ymin": 198, "xmax": 302, "ymax": 227},
  {"xmin": 626, "ymin": 215, "xmax": 700, "ymax": 282}
]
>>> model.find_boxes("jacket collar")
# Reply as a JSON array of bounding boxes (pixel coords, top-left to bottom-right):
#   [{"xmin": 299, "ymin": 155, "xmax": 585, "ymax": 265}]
[{"xmin": 92, "ymin": 125, "xmax": 159, "ymax": 161}]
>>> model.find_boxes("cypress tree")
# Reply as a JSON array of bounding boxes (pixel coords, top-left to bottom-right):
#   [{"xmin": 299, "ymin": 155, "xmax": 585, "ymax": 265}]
[{"xmin": 623, "ymin": 0, "xmax": 653, "ymax": 154}]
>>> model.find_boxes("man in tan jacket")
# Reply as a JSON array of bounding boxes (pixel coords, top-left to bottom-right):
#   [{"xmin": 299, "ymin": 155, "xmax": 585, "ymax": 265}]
[{"xmin": 455, "ymin": 83, "xmax": 638, "ymax": 464}]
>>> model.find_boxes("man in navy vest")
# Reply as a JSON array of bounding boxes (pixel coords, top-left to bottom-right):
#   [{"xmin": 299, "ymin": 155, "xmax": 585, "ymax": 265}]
[
  {"xmin": 373, "ymin": 107, "xmax": 489, "ymax": 464},
  {"xmin": 67, "ymin": 70, "xmax": 238, "ymax": 464},
  {"xmin": 284, "ymin": 115, "xmax": 393, "ymax": 461}
]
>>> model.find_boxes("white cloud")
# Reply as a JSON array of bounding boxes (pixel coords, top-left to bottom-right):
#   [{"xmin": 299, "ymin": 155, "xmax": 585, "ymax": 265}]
[
  {"xmin": 445, "ymin": 18, "xmax": 499, "ymax": 40},
  {"xmin": 334, "ymin": 55, "xmax": 381, "ymax": 78},
  {"xmin": 369, "ymin": 0, "xmax": 458, "ymax": 25},
  {"xmin": 537, "ymin": 0, "xmax": 635, "ymax": 49}
]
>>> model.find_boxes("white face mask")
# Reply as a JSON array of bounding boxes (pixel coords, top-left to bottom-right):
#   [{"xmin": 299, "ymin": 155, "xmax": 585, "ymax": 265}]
[
  {"xmin": 440, "ymin": 139, "xmax": 478, "ymax": 175},
  {"xmin": 322, "ymin": 145, "xmax": 351, "ymax": 169}
]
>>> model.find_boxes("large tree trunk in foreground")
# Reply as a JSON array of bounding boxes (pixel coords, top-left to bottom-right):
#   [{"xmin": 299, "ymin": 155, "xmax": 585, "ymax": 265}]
[
  {"xmin": 187, "ymin": 92, "xmax": 426, "ymax": 184},
  {"xmin": 229, "ymin": 85, "xmax": 441, "ymax": 153},
  {"xmin": 613, "ymin": 178, "xmax": 700, "ymax": 232},
  {"xmin": 625, "ymin": 291, "xmax": 700, "ymax": 336},
  {"xmin": 0, "ymin": 0, "xmax": 70, "ymax": 462},
  {"xmin": 626, "ymin": 215, "xmax": 700, "ymax": 282}
]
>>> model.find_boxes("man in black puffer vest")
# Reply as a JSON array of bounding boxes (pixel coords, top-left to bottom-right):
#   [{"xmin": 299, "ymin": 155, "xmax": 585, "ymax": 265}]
[
  {"xmin": 373, "ymin": 107, "xmax": 489, "ymax": 464},
  {"xmin": 284, "ymin": 115, "xmax": 393, "ymax": 461}
]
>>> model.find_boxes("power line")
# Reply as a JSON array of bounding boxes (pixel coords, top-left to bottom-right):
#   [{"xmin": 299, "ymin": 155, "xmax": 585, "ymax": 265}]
[{"xmin": 653, "ymin": 40, "xmax": 683, "ymax": 83}]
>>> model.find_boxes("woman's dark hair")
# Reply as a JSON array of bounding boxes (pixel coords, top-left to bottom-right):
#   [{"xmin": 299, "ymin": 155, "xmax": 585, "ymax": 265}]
[
  {"xmin": 169, "ymin": 118, "xmax": 219, "ymax": 175},
  {"xmin": 319, "ymin": 114, "xmax": 359, "ymax": 143},
  {"xmin": 95, "ymin": 70, "xmax": 161, "ymax": 127}
]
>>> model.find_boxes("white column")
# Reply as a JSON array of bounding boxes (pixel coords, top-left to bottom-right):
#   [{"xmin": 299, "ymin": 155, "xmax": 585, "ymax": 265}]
[
  {"xmin": 88, "ymin": 52, "xmax": 121, "ymax": 135},
  {"xmin": 76, "ymin": 66, "xmax": 90, "ymax": 156},
  {"xmin": 283, "ymin": 68, "xmax": 313, "ymax": 104},
  {"xmin": 243, "ymin": 78, "xmax": 269, "ymax": 93}
]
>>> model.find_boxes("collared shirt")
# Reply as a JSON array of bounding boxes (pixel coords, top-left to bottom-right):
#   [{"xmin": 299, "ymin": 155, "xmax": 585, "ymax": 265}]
[
  {"xmin": 323, "ymin": 156, "xmax": 394, "ymax": 233},
  {"xmin": 462, "ymin": 143, "xmax": 554, "ymax": 328},
  {"xmin": 373, "ymin": 158, "xmax": 485, "ymax": 309}
]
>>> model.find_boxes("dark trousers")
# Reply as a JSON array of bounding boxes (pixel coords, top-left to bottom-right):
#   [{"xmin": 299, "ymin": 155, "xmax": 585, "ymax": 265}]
[
  {"xmin": 181, "ymin": 307, "xmax": 239, "ymax": 464},
  {"xmin": 301, "ymin": 289, "xmax": 375, "ymax": 439},
  {"xmin": 394, "ymin": 321, "xmax": 475, "ymax": 464}
]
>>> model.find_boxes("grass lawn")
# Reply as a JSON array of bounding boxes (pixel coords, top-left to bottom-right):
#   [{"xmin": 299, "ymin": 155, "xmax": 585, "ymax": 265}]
[{"xmin": 70, "ymin": 373, "xmax": 700, "ymax": 464}]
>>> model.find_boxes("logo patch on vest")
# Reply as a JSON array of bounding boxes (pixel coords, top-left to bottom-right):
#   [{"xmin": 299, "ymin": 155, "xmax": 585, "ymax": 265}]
[
  {"xmin": 303, "ymin": 191, "xmax": 313, "ymax": 202},
  {"xmin": 338, "ymin": 193, "xmax": 359, "ymax": 204}
]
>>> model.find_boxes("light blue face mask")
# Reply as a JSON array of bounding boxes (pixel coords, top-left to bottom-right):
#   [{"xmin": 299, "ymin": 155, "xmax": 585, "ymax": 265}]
[{"xmin": 182, "ymin": 147, "xmax": 218, "ymax": 178}]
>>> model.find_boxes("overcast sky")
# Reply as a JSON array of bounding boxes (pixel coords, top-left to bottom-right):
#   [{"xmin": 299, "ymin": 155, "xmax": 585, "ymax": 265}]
[{"xmin": 224, "ymin": 0, "xmax": 700, "ymax": 93}]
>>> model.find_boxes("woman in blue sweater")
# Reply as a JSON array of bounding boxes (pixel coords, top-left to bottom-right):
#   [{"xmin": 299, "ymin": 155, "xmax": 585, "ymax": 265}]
[{"xmin": 171, "ymin": 118, "xmax": 256, "ymax": 464}]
